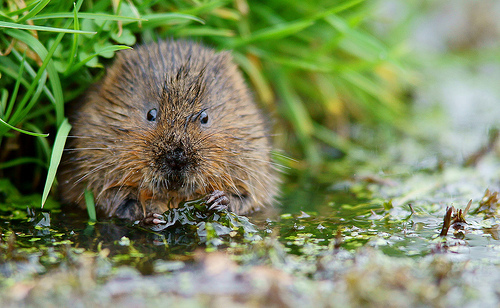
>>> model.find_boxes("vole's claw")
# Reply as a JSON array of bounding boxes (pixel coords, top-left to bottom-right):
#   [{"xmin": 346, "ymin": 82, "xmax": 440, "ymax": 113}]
[
  {"xmin": 141, "ymin": 212, "xmax": 166, "ymax": 226},
  {"xmin": 206, "ymin": 190, "xmax": 229, "ymax": 211},
  {"xmin": 208, "ymin": 202, "xmax": 228, "ymax": 211}
]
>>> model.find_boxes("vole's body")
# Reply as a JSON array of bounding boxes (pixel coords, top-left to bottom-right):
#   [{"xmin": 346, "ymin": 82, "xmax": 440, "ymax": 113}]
[{"xmin": 59, "ymin": 40, "xmax": 279, "ymax": 221}]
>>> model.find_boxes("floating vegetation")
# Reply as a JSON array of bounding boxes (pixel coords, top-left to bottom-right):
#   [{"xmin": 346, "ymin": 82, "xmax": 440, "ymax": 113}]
[
  {"xmin": 470, "ymin": 189, "xmax": 500, "ymax": 218},
  {"xmin": 439, "ymin": 200, "xmax": 471, "ymax": 237},
  {"xmin": 145, "ymin": 197, "xmax": 260, "ymax": 246}
]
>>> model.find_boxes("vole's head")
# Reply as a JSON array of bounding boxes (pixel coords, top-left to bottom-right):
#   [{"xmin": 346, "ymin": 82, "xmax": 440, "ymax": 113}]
[{"xmin": 82, "ymin": 40, "xmax": 270, "ymax": 199}]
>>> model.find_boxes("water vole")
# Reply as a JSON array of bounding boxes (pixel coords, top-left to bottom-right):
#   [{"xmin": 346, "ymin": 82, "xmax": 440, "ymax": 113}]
[{"xmin": 59, "ymin": 40, "xmax": 280, "ymax": 223}]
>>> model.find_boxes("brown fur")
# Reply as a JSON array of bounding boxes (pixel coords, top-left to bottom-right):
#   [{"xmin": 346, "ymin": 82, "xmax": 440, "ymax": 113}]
[{"xmin": 58, "ymin": 40, "xmax": 280, "ymax": 220}]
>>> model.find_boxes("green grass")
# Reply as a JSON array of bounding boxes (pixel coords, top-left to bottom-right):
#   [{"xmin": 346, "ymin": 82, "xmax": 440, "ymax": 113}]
[{"xmin": 0, "ymin": 0, "xmax": 411, "ymax": 203}]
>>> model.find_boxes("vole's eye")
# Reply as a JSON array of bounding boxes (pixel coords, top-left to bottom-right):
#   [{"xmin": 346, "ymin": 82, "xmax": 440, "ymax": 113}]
[
  {"xmin": 147, "ymin": 108, "xmax": 157, "ymax": 121},
  {"xmin": 199, "ymin": 111, "xmax": 209, "ymax": 125}
]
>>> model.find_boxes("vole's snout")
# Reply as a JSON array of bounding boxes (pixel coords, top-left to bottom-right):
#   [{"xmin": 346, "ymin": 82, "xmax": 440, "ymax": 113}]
[
  {"xmin": 152, "ymin": 144, "xmax": 197, "ymax": 190},
  {"xmin": 165, "ymin": 147, "xmax": 189, "ymax": 171}
]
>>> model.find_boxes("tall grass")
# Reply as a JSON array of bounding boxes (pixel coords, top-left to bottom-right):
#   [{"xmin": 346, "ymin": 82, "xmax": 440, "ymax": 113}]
[{"xmin": 0, "ymin": 0, "xmax": 410, "ymax": 204}]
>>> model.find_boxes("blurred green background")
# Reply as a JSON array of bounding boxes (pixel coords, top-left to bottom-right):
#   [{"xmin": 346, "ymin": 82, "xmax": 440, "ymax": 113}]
[{"xmin": 1, "ymin": 0, "xmax": 498, "ymax": 203}]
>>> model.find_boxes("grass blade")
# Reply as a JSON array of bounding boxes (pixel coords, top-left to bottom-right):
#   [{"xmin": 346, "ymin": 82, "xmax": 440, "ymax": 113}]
[
  {"xmin": 141, "ymin": 13, "xmax": 204, "ymax": 27},
  {"xmin": 28, "ymin": 12, "xmax": 147, "ymax": 22},
  {"xmin": 325, "ymin": 14, "xmax": 389, "ymax": 61},
  {"xmin": 175, "ymin": 27, "xmax": 234, "ymax": 37},
  {"xmin": 181, "ymin": 0, "xmax": 230, "ymax": 15},
  {"xmin": 0, "ymin": 117, "xmax": 49, "ymax": 137},
  {"xmin": 5, "ymin": 1, "xmax": 38, "ymax": 18},
  {"xmin": 84, "ymin": 189, "xmax": 97, "ymax": 222},
  {"xmin": 41, "ymin": 118, "xmax": 71, "ymax": 208},
  {"xmin": 65, "ymin": 0, "xmax": 84, "ymax": 74},
  {"xmin": 6, "ymin": 28, "xmax": 66, "ymax": 126},
  {"xmin": 232, "ymin": 52, "xmax": 274, "ymax": 105},
  {"xmin": 66, "ymin": 45, "xmax": 132, "ymax": 74},
  {"xmin": 313, "ymin": 0, "xmax": 365, "ymax": 20},
  {"xmin": 228, "ymin": 19, "xmax": 314, "ymax": 48},
  {"xmin": 0, "ymin": 21, "xmax": 96, "ymax": 34},
  {"xmin": 271, "ymin": 67, "xmax": 321, "ymax": 165},
  {"xmin": 5, "ymin": 52, "xmax": 27, "ymax": 119},
  {"xmin": 1, "ymin": 41, "xmax": 56, "ymax": 105},
  {"xmin": 0, "ymin": 157, "xmax": 47, "ymax": 169},
  {"xmin": 16, "ymin": 0, "xmax": 51, "ymax": 23},
  {"xmin": 0, "ymin": 89, "xmax": 7, "ymax": 116}
]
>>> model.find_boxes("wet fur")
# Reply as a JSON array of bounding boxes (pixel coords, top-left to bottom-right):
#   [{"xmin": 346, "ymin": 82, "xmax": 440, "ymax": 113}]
[{"xmin": 58, "ymin": 40, "xmax": 279, "ymax": 220}]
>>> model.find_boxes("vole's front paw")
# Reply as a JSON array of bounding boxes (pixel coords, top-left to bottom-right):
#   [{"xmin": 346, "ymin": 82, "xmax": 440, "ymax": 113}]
[
  {"xmin": 206, "ymin": 190, "xmax": 230, "ymax": 211},
  {"xmin": 140, "ymin": 213, "xmax": 166, "ymax": 226}
]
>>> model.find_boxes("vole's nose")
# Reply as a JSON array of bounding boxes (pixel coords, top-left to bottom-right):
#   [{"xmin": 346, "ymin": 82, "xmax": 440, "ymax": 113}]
[{"xmin": 165, "ymin": 147, "xmax": 188, "ymax": 171}]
